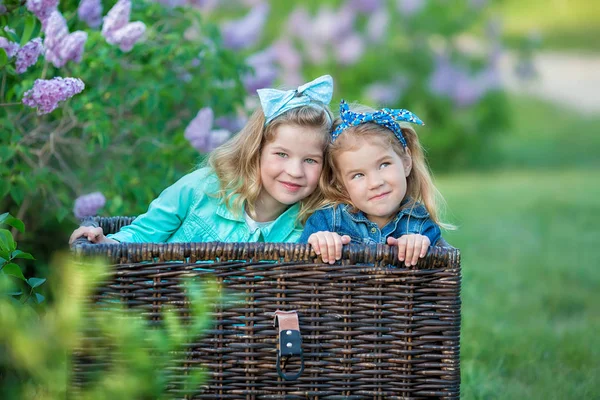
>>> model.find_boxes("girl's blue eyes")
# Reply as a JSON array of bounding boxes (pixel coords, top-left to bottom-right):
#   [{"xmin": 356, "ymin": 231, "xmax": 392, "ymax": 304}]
[
  {"xmin": 351, "ymin": 162, "xmax": 391, "ymax": 179},
  {"xmin": 275, "ymin": 152, "xmax": 318, "ymax": 164}
]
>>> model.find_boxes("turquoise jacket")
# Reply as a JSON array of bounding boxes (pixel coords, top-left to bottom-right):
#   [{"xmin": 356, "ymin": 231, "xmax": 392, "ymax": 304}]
[{"xmin": 107, "ymin": 168, "xmax": 303, "ymax": 243}]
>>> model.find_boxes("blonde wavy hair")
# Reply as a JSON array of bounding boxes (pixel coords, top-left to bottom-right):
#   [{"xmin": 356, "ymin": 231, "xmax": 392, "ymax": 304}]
[
  {"xmin": 321, "ymin": 105, "xmax": 453, "ymax": 230},
  {"xmin": 206, "ymin": 105, "xmax": 333, "ymax": 224}
]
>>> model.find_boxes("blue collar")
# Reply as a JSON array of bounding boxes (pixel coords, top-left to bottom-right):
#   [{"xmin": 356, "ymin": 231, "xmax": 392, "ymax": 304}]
[{"xmin": 341, "ymin": 198, "xmax": 429, "ymax": 225}]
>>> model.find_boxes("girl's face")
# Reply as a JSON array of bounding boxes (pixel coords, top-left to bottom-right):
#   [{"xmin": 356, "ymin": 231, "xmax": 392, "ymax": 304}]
[
  {"xmin": 336, "ymin": 137, "xmax": 411, "ymax": 228},
  {"xmin": 257, "ymin": 124, "xmax": 325, "ymax": 219}
]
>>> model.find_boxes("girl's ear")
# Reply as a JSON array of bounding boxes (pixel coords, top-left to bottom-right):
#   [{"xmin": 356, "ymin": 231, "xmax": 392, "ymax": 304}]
[{"xmin": 403, "ymin": 148, "xmax": 412, "ymax": 177}]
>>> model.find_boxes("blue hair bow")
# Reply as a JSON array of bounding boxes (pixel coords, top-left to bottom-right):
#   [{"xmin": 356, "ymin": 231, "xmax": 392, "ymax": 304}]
[
  {"xmin": 257, "ymin": 75, "xmax": 333, "ymax": 124},
  {"xmin": 331, "ymin": 100, "xmax": 424, "ymax": 148}
]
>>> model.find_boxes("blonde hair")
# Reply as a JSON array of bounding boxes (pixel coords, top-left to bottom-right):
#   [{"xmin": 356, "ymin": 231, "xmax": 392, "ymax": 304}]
[
  {"xmin": 321, "ymin": 105, "xmax": 453, "ymax": 230},
  {"xmin": 206, "ymin": 105, "xmax": 333, "ymax": 224}
]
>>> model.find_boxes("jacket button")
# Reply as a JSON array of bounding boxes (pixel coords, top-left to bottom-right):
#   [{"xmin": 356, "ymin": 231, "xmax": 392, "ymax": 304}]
[{"xmin": 371, "ymin": 227, "xmax": 377, "ymax": 233}]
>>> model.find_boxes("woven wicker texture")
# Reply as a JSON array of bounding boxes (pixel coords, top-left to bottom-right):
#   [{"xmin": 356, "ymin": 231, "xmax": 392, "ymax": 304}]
[{"xmin": 72, "ymin": 216, "xmax": 461, "ymax": 399}]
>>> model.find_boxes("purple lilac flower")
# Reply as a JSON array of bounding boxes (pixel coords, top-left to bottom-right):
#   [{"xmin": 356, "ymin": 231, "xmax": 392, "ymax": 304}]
[
  {"xmin": 74, "ymin": 192, "xmax": 106, "ymax": 219},
  {"xmin": 366, "ymin": 8, "xmax": 388, "ymax": 42},
  {"xmin": 304, "ymin": 41, "xmax": 326, "ymax": 65},
  {"xmin": 78, "ymin": 0, "xmax": 103, "ymax": 29},
  {"xmin": 44, "ymin": 11, "xmax": 88, "ymax": 68},
  {"xmin": 207, "ymin": 129, "xmax": 231, "ymax": 151},
  {"xmin": 243, "ymin": 49, "xmax": 278, "ymax": 94},
  {"xmin": 0, "ymin": 4, "xmax": 6, "ymax": 15},
  {"xmin": 16, "ymin": 38, "xmax": 44, "ymax": 74},
  {"xmin": 22, "ymin": 77, "xmax": 85, "ymax": 115},
  {"xmin": 272, "ymin": 39, "xmax": 301, "ymax": 71},
  {"xmin": 221, "ymin": 3, "xmax": 269, "ymax": 50},
  {"xmin": 396, "ymin": 0, "xmax": 425, "ymax": 17},
  {"xmin": 102, "ymin": 0, "xmax": 146, "ymax": 51},
  {"xmin": 333, "ymin": 5, "xmax": 357, "ymax": 41},
  {"xmin": 184, "ymin": 107, "xmax": 214, "ymax": 152},
  {"xmin": 109, "ymin": 21, "xmax": 146, "ymax": 52},
  {"xmin": 312, "ymin": 6, "xmax": 355, "ymax": 43},
  {"xmin": 240, "ymin": 0, "xmax": 263, "ymax": 6},
  {"xmin": 59, "ymin": 31, "xmax": 88, "ymax": 64},
  {"xmin": 0, "ymin": 37, "xmax": 19, "ymax": 58},
  {"xmin": 365, "ymin": 81, "xmax": 403, "ymax": 104},
  {"xmin": 215, "ymin": 115, "xmax": 247, "ymax": 133},
  {"xmin": 43, "ymin": 10, "xmax": 69, "ymax": 50},
  {"xmin": 428, "ymin": 53, "xmax": 498, "ymax": 107},
  {"xmin": 286, "ymin": 7, "xmax": 311, "ymax": 40},
  {"xmin": 348, "ymin": 0, "xmax": 383, "ymax": 14},
  {"xmin": 187, "ymin": 0, "xmax": 218, "ymax": 11},
  {"xmin": 280, "ymin": 70, "xmax": 304, "ymax": 87},
  {"xmin": 334, "ymin": 33, "xmax": 365, "ymax": 66},
  {"xmin": 154, "ymin": 0, "xmax": 186, "ymax": 7},
  {"xmin": 102, "ymin": 0, "xmax": 130, "ymax": 38},
  {"xmin": 428, "ymin": 54, "xmax": 456, "ymax": 96},
  {"xmin": 26, "ymin": 0, "xmax": 59, "ymax": 26}
]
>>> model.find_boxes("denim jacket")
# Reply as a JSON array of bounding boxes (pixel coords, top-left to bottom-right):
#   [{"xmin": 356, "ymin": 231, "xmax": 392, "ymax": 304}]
[
  {"xmin": 107, "ymin": 167, "xmax": 303, "ymax": 243},
  {"xmin": 298, "ymin": 200, "xmax": 441, "ymax": 245}
]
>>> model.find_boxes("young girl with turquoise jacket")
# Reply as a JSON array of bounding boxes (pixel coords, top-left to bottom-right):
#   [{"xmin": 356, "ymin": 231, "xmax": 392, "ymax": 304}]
[
  {"xmin": 69, "ymin": 75, "xmax": 334, "ymax": 245},
  {"xmin": 300, "ymin": 100, "xmax": 452, "ymax": 267}
]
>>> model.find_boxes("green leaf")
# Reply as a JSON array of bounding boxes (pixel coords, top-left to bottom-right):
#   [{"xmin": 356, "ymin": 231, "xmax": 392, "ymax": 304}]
[
  {"xmin": 0, "ymin": 180, "xmax": 9, "ymax": 199},
  {"xmin": 1, "ymin": 263, "xmax": 26, "ymax": 281},
  {"xmin": 56, "ymin": 207, "xmax": 69, "ymax": 223},
  {"xmin": 20, "ymin": 15, "xmax": 36, "ymax": 46},
  {"xmin": 35, "ymin": 293, "xmax": 45, "ymax": 303},
  {"xmin": 11, "ymin": 250, "xmax": 35, "ymax": 260},
  {"xmin": 27, "ymin": 277, "xmax": 46, "ymax": 288},
  {"xmin": 0, "ymin": 229, "xmax": 16, "ymax": 253},
  {"xmin": 0, "ymin": 49, "xmax": 7, "ymax": 69},
  {"xmin": 0, "ymin": 213, "xmax": 25, "ymax": 233}
]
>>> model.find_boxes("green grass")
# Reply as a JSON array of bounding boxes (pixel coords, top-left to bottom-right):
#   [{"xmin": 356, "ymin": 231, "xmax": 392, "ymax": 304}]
[
  {"xmin": 493, "ymin": 0, "xmax": 600, "ymax": 52},
  {"xmin": 435, "ymin": 96, "xmax": 600, "ymax": 398},
  {"xmin": 486, "ymin": 96, "xmax": 600, "ymax": 171}
]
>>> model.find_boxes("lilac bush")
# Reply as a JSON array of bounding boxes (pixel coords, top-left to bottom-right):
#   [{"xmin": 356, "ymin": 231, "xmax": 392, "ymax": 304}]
[{"xmin": 1, "ymin": 1, "xmax": 246, "ymax": 241}]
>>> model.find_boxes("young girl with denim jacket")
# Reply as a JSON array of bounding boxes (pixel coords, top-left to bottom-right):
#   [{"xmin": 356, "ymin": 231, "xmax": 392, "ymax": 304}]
[
  {"xmin": 299, "ymin": 100, "xmax": 451, "ymax": 267},
  {"xmin": 69, "ymin": 75, "xmax": 334, "ymax": 245}
]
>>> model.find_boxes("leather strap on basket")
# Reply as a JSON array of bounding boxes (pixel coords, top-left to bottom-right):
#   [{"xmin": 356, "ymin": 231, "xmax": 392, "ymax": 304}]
[{"xmin": 273, "ymin": 310, "xmax": 304, "ymax": 381}]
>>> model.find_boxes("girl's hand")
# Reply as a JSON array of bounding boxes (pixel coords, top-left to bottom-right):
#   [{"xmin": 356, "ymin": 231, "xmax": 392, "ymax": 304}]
[
  {"xmin": 69, "ymin": 226, "xmax": 116, "ymax": 245},
  {"xmin": 307, "ymin": 231, "xmax": 351, "ymax": 264},
  {"xmin": 387, "ymin": 234, "xmax": 430, "ymax": 267}
]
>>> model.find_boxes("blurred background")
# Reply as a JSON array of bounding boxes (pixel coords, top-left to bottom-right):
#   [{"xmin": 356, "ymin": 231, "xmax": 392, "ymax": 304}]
[{"xmin": 1, "ymin": 0, "xmax": 598, "ymax": 398}]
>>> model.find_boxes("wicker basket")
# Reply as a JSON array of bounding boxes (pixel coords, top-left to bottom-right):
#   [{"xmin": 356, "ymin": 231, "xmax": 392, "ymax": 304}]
[{"xmin": 72, "ymin": 216, "xmax": 461, "ymax": 399}]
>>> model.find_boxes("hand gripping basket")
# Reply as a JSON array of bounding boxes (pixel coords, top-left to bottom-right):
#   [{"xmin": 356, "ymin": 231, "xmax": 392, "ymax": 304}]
[{"xmin": 71, "ymin": 216, "xmax": 461, "ymax": 399}]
